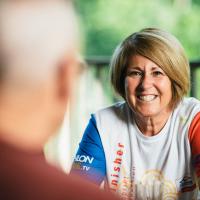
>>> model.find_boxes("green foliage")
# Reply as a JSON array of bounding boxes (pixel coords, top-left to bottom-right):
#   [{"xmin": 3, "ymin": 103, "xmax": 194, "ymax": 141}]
[
  {"xmin": 75, "ymin": 0, "xmax": 200, "ymax": 60},
  {"xmin": 173, "ymin": 4, "xmax": 200, "ymax": 59}
]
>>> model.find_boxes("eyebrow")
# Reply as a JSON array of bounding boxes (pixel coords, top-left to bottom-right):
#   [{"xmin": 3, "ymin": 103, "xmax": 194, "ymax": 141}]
[{"xmin": 128, "ymin": 66, "xmax": 162, "ymax": 71}]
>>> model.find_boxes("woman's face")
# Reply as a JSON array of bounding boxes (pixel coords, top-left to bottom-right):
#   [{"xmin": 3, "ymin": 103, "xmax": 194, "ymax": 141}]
[{"xmin": 125, "ymin": 54, "xmax": 173, "ymax": 119}]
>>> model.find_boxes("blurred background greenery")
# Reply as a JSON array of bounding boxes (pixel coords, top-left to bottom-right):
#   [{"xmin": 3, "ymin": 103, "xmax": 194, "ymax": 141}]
[
  {"xmin": 46, "ymin": 0, "xmax": 200, "ymax": 173},
  {"xmin": 75, "ymin": 0, "xmax": 200, "ymax": 59}
]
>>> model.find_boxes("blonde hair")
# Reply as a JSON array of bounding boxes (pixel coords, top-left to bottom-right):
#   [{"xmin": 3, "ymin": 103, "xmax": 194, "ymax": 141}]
[{"xmin": 110, "ymin": 28, "xmax": 190, "ymax": 107}]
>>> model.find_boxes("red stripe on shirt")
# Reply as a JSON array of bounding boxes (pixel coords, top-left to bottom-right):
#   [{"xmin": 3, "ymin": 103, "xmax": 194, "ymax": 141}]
[
  {"xmin": 188, "ymin": 112, "xmax": 200, "ymax": 156},
  {"xmin": 188, "ymin": 112, "xmax": 200, "ymax": 178}
]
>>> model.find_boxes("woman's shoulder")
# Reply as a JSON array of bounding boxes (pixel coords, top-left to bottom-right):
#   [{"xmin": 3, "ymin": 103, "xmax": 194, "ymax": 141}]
[
  {"xmin": 94, "ymin": 101, "xmax": 127, "ymax": 114},
  {"xmin": 179, "ymin": 97, "xmax": 200, "ymax": 110},
  {"xmin": 93, "ymin": 101, "xmax": 129, "ymax": 122},
  {"xmin": 175, "ymin": 97, "xmax": 200, "ymax": 119}
]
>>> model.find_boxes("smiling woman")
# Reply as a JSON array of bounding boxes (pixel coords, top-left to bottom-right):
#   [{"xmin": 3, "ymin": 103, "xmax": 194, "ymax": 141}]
[
  {"xmin": 125, "ymin": 55, "xmax": 173, "ymax": 135},
  {"xmin": 71, "ymin": 28, "xmax": 200, "ymax": 200}
]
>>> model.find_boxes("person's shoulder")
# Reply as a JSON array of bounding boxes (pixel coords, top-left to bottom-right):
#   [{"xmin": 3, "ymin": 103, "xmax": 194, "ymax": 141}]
[
  {"xmin": 175, "ymin": 97, "xmax": 200, "ymax": 120},
  {"xmin": 22, "ymin": 156, "xmax": 119, "ymax": 200},
  {"xmin": 94, "ymin": 101, "xmax": 129, "ymax": 122},
  {"xmin": 63, "ymin": 174, "xmax": 120, "ymax": 200},
  {"xmin": 95, "ymin": 101, "xmax": 127, "ymax": 115},
  {"xmin": 179, "ymin": 97, "xmax": 200, "ymax": 110},
  {"xmin": 33, "ymin": 164, "xmax": 120, "ymax": 200},
  {"xmin": 0, "ymin": 141, "xmax": 118, "ymax": 200}
]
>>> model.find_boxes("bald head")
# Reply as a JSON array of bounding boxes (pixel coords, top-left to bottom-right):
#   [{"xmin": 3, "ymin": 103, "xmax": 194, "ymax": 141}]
[{"xmin": 0, "ymin": 0, "xmax": 79, "ymax": 86}]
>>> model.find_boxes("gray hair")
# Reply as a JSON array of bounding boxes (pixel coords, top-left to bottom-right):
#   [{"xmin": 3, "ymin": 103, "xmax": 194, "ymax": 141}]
[{"xmin": 0, "ymin": 0, "xmax": 78, "ymax": 86}]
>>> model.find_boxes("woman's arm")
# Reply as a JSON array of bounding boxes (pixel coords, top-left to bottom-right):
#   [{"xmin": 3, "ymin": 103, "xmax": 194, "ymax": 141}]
[
  {"xmin": 70, "ymin": 115, "xmax": 106, "ymax": 185},
  {"xmin": 188, "ymin": 112, "xmax": 200, "ymax": 190}
]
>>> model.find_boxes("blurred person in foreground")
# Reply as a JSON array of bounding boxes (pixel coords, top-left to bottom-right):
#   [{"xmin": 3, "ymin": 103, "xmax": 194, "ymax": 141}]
[
  {"xmin": 0, "ymin": 1, "xmax": 120, "ymax": 200},
  {"xmin": 71, "ymin": 28, "xmax": 200, "ymax": 200}
]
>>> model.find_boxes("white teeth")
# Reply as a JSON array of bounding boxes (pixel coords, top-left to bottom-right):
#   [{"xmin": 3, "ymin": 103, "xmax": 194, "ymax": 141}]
[{"xmin": 138, "ymin": 95, "xmax": 156, "ymax": 101}]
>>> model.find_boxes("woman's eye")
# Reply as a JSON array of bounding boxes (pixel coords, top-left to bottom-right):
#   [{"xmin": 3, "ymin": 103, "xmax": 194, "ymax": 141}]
[
  {"xmin": 152, "ymin": 71, "xmax": 163, "ymax": 76},
  {"xmin": 128, "ymin": 71, "xmax": 142, "ymax": 77}
]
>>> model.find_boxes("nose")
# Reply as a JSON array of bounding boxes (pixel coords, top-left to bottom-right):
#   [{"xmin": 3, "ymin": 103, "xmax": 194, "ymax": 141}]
[{"xmin": 140, "ymin": 73, "xmax": 153, "ymax": 90}]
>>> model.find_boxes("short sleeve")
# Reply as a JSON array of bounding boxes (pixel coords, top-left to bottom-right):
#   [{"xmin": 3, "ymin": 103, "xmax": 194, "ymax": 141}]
[{"xmin": 70, "ymin": 115, "xmax": 106, "ymax": 185}]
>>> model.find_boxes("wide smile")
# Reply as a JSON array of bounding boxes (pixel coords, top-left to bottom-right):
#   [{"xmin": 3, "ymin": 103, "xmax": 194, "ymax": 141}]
[{"xmin": 137, "ymin": 95, "xmax": 157, "ymax": 102}]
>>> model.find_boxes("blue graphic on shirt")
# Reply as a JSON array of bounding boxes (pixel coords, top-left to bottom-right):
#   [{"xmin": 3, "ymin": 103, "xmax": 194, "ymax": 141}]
[{"xmin": 71, "ymin": 115, "xmax": 106, "ymax": 185}]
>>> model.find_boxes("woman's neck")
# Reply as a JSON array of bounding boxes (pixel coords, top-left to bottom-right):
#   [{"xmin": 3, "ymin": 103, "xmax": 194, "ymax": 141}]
[{"xmin": 133, "ymin": 111, "xmax": 172, "ymax": 136}]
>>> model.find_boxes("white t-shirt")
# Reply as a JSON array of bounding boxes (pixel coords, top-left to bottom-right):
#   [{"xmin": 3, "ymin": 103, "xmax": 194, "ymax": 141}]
[{"xmin": 72, "ymin": 97, "xmax": 200, "ymax": 200}]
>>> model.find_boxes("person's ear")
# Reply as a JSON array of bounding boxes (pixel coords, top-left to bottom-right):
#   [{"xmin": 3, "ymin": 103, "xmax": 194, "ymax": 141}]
[
  {"xmin": 57, "ymin": 62, "xmax": 68, "ymax": 102},
  {"xmin": 56, "ymin": 56, "xmax": 78, "ymax": 104}
]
